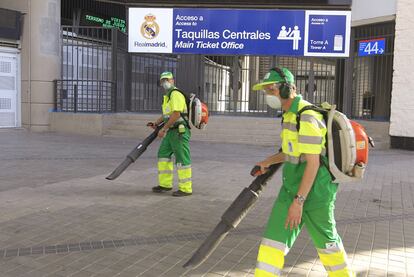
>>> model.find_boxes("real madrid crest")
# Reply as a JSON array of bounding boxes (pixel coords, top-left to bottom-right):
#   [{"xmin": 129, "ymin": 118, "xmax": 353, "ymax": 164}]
[{"xmin": 141, "ymin": 14, "xmax": 159, "ymax": 39}]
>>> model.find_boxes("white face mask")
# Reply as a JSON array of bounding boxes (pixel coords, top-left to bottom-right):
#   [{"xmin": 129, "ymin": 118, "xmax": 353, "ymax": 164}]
[
  {"xmin": 162, "ymin": 81, "xmax": 173, "ymax": 91},
  {"xmin": 265, "ymin": 95, "xmax": 282, "ymax": 109}
]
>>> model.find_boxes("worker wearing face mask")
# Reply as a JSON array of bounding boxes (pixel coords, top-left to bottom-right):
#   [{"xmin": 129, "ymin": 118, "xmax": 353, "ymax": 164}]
[
  {"xmin": 147, "ymin": 71, "xmax": 192, "ymax": 197},
  {"xmin": 252, "ymin": 67, "xmax": 354, "ymax": 277}
]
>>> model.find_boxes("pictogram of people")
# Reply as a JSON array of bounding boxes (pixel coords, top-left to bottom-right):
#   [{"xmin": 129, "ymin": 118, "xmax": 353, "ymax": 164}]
[
  {"xmin": 277, "ymin": 26, "xmax": 291, "ymax": 38},
  {"xmin": 277, "ymin": 25, "xmax": 301, "ymax": 51}
]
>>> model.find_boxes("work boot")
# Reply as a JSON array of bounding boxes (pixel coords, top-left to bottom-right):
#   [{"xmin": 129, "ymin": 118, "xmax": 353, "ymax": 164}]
[
  {"xmin": 172, "ymin": 190, "xmax": 192, "ymax": 197},
  {"xmin": 152, "ymin": 186, "xmax": 172, "ymax": 193}
]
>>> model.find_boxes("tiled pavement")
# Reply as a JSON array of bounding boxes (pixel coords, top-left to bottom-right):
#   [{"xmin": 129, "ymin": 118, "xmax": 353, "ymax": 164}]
[{"xmin": 0, "ymin": 129, "xmax": 413, "ymax": 276}]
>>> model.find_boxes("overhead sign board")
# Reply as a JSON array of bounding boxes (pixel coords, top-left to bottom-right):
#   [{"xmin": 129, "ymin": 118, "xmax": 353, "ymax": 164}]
[
  {"xmin": 128, "ymin": 8, "xmax": 351, "ymax": 57},
  {"xmin": 358, "ymin": 38, "xmax": 386, "ymax": 56},
  {"xmin": 304, "ymin": 10, "xmax": 351, "ymax": 57}
]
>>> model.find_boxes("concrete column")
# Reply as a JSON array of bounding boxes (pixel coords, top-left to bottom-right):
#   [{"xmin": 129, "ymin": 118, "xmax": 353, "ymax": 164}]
[
  {"xmin": 389, "ymin": 0, "xmax": 414, "ymax": 146},
  {"xmin": 21, "ymin": 0, "xmax": 61, "ymax": 131}
]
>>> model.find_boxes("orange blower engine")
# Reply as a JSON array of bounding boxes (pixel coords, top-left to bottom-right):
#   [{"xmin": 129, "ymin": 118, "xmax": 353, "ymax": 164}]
[
  {"xmin": 200, "ymin": 102, "xmax": 209, "ymax": 126},
  {"xmin": 349, "ymin": 120, "xmax": 375, "ymax": 178},
  {"xmin": 303, "ymin": 102, "xmax": 375, "ymax": 183},
  {"xmin": 189, "ymin": 96, "xmax": 209, "ymax": 129}
]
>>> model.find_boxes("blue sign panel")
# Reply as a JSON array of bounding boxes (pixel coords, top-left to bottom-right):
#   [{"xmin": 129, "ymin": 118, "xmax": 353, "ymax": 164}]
[
  {"xmin": 358, "ymin": 38, "xmax": 386, "ymax": 56},
  {"xmin": 128, "ymin": 8, "xmax": 351, "ymax": 57},
  {"xmin": 304, "ymin": 11, "xmax": 350, "ymax": 57},
  {"xmin": 172, "ymin": 9, "xmax": 305, "ymax": 56}
]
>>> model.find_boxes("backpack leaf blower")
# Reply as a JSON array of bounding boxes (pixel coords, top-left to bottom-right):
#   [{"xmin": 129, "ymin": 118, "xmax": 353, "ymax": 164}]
[
  {"xmin": 106, "ymin": 122, "xmax": 165, "ymax": 180},
  {"xmin": 183, "ymin": 162, "xmax": 282, "ymax": 269}
]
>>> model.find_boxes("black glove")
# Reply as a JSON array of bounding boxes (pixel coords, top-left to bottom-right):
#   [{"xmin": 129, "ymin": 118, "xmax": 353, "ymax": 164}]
[
  {"xmin": 146, "ymin": 122, "xmax": 156, "ymax": 129},
  {"xmin": 250, "ymin": 165, "xmax": 262, "ymax": 177}
]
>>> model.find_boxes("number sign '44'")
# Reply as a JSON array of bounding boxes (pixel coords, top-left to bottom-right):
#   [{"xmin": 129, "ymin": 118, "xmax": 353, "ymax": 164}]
[{"xmin": 358, "ymin": 38, "xmax": 386, "ymax": 56}]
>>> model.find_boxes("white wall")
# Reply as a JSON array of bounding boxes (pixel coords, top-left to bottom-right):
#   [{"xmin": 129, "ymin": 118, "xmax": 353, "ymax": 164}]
[
  {"xmin": 352, "ymin": 0, "xmax": 396, "ymax": 23},
  {"xmin": 389, "ymin": 0, "xmax": 414, "ymax": 138},
  {"xmin": 0, "ymin": 0, "xmax": 61, "ymax": 132}
]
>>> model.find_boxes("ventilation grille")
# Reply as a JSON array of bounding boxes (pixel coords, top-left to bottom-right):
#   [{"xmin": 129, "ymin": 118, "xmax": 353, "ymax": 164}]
[
  {"xmin": 0, "ymin": 61, "xmax": 11, "ymax": 73},
  {"xmin": 0, "ymin": 98, "xmax": 12, "ymax": 110}
]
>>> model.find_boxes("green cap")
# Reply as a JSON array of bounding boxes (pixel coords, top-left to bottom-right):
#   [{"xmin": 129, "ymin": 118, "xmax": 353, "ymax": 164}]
[
  {"xmin": 252, "ymin": 67, "xmax": 295, "ymax": 91},
  {"xmin": 160, "ymin": 71, "xmax": 174, "ymax": 80}
]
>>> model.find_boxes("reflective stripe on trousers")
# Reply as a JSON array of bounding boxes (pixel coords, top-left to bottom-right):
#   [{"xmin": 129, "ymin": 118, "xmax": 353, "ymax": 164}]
[
  {"xmin": 317, "ymin": 246, "xmax": 355, "ymax": 277},
  {"xmin": 177, "ymin": 164, "xmax": 192, "ymax": 193},
  {"xmin": 255, "ymin": 238, "xmax": 287, "ymax": 277},
  {"xmin": 158, "ymin": 158, "xmax": 173, "ymax": 188}
]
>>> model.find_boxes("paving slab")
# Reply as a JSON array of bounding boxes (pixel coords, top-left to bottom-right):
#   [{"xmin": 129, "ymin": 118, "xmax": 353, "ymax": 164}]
[{"xmin": 0, "ymin": 129, "xmax": 413, "ymax": 276}]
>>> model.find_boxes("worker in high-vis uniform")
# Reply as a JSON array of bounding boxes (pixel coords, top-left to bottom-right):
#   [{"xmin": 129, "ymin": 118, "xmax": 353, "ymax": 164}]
[
  {"xmin": 252, "ymin": 67, "xmax": 354, "ymax": 276},
  {"xmin": 148, "ymin": 71, "xmax": 192, "ymax": 197}
]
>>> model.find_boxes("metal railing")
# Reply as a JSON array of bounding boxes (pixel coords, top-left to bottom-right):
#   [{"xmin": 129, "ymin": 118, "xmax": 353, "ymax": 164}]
[
  {"xmin": 57, "ymin": 26, "xmax": 345, "ymax": 117},
  {"xmin": 129, "ymin": 54, "xmax": 178, "ymax": 112},
  {"xmin": 198, "ymin": 55, "xmax": 340, "ymax": 117},
  {"xmin": 54, "ymin": 79, "xmax": 115, "ymax": 112},
  {"xmin": 125, "ymin": 55, "xmax": 341, "ymax": 117}
]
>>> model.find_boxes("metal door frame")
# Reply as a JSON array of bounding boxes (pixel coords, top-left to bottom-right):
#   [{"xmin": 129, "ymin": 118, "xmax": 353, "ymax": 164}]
[{"xmin": 0, "ymin": 46, "xmax": 21, "ymax": 128}]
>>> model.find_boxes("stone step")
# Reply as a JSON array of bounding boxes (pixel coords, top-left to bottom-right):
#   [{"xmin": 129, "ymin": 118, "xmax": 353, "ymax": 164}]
[
  {"xmin": 104, "ymin": 114, "xmax": 282, "ymax": 130},
  {"xmin": 103, "ymin": 129, "xmax": 280, "ymax": 146},
  {"xmin": 52, "ymin": 112, "xmax": 390, "ymax": 149},
  {"xmin": 105, "ymin": 121, "xmax": 280, "ymax": 135},
  {"xmin": 103, "ymin": 115, "xmax": 389, "ymax": 149}
]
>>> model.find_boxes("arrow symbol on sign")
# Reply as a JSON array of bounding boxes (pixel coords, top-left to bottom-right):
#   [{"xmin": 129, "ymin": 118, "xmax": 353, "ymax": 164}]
[{"xmin": 379, "ymin": 48, "xmax": 384, "ymax": 54}]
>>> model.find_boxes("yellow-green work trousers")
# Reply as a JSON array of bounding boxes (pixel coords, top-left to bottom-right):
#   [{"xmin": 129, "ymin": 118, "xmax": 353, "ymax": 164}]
[
  {"xmin": 255, "ymin": 198, "xmax": 354, "ymax": 277},
  {"xmin": 157, "ymin": 127, "xmax": 192, "ymax": 193}
]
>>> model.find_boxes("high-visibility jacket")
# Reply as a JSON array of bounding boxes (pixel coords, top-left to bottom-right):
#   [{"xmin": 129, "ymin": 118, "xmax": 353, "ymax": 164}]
[
  {"xmin": 162, "ymin": 87, "xmax": 187, "ymax": 125},
  {"xmin": 158, "ymin": 87, "xmax": 192, "ymax": 193},
  {"xmin": 279, "ymin": 95, "xmax": 338, "ymax": 210}
]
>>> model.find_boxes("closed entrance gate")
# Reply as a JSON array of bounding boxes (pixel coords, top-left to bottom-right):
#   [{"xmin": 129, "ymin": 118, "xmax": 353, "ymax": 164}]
[
  {"xmin": 0, "ymin": 49, "xmax": 19, "ymax": 128},
  {"xmin": 57, "ymin": 27, "xmax": 344, "ymax": 116}
]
